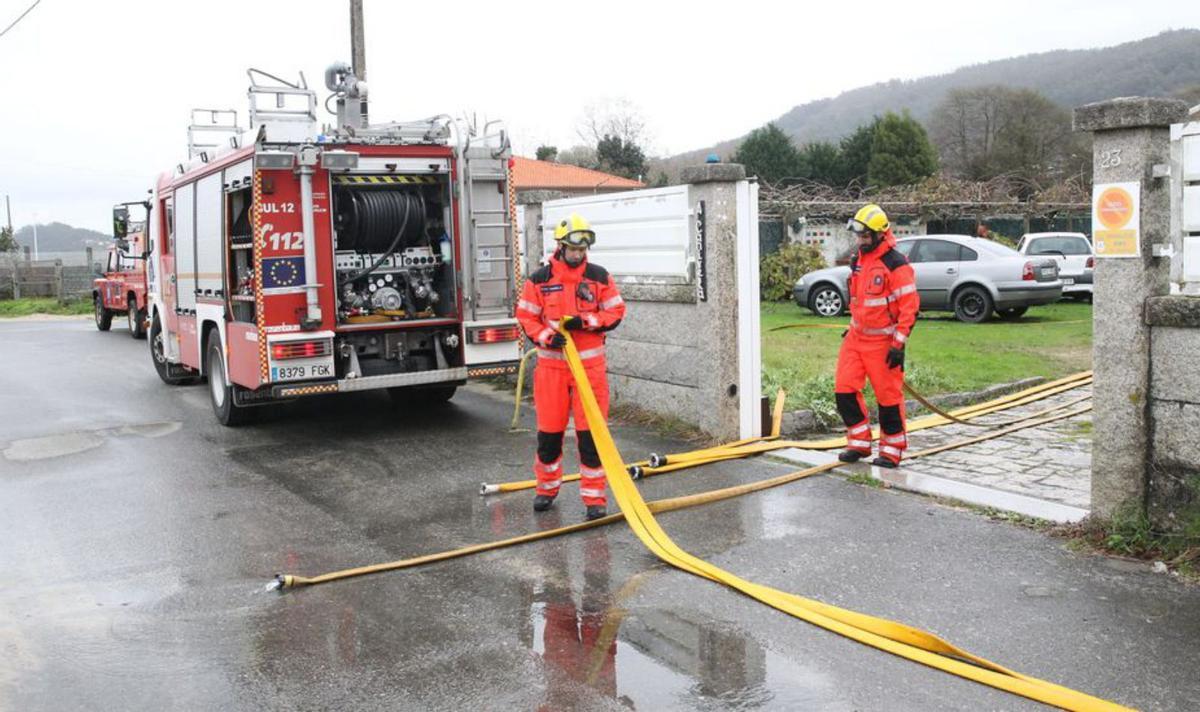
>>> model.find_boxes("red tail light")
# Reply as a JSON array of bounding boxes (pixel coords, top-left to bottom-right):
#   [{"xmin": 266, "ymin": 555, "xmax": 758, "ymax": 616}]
[
  {"xmin": 1022, "ymin": 262, "xmax": 1035, "ymax": 281},
  {"xmin": 272, "ymin": 340, "xmax": 331, "ymax": 360},
  {"xmin": 1086, "ymin": 256, "xmax": 1095, "ymax": 269},
  {"xmin": 468, "ymin": 325, "xmax": 521, "ymax": 344}
]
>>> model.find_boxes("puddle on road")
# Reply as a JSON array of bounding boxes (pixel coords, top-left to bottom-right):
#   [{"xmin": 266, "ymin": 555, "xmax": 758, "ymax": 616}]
[{"xmin": 2, "ymin": 421, "xmax": 182, "ymax": 462}]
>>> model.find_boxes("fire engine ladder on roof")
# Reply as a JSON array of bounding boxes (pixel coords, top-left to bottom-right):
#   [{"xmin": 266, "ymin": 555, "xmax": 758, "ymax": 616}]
[
  {"xmin": 462, "ymin": 123, "xmax": 516, "ymax": 321},
  {"xmin": 246, "ymin": 68, "xmax": 317, "ymax": 136},
  {"xmin": 187, "ymin": 109, "xmax": 241, "ymax": 160}
]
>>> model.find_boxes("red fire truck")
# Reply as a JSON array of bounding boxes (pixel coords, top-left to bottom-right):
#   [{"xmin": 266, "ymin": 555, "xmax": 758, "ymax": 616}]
[
  {"xmin": 141, "ymin": 68, "xmax": 521, "ymax": 424},
  {"xmin": 93, "ymin": 205, "xmax": 148, "ymax": 338}
]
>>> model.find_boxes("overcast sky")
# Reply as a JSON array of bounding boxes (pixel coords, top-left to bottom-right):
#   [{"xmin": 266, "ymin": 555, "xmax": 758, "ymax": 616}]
[{"xmin": 1, "ymin": 0, "xmax": 1197, "ymax": 232}]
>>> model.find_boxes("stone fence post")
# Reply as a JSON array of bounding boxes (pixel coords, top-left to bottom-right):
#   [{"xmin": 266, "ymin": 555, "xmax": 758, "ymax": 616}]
[{"xmin": 1074, "ymin": 97, "xmax": 1189, "ymax": 518}]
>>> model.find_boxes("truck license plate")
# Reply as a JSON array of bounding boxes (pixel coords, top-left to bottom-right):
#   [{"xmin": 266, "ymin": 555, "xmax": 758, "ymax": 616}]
[{"xmin": 272, "ymin": 363, "xmax": 332, "ymax": 381}]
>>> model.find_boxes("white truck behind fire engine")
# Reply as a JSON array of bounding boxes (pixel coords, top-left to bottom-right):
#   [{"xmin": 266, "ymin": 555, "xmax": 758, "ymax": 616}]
[{"xmin": 142, "ymin": 67, "xmax": 522, "ymax": 424}]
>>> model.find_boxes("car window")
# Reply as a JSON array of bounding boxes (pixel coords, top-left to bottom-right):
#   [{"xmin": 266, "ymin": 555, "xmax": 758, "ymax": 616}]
[
  {"xmin": 961, "ymin": 246, "xmax": 978, "ymax": 261},
  {"xmin": 894, "ymin": 240, "xmax": 916, "ymax": 257},
  {"xmin": 1028, "ymin": 237, "xmax": 1091, "ymax": 256},
  {"xmin": 911, "ymin": 239, "xmax": 960, "ymax": 263},
  {"xmin": 975, "ymin": 240, "xmax": 1020, "ymax": 257}
]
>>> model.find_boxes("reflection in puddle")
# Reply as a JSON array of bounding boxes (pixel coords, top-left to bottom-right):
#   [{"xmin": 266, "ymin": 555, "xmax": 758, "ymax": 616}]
[{"xmin": 528, "ymin": 536, "xmax": 848, "ymax": 710}]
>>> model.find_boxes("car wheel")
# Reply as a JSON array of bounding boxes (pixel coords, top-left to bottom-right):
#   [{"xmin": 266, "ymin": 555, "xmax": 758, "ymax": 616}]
[
  {"xmin": 995, "ymin": 306, "xmax": 1028, "ymax": 320},
  {"xmin": 807, "ymin": 284, "xmax": 845, "ymax": 317},
  {"xmin": 207, "ymin": 335, "xmax": 255, "ymax": 426},
  {"xmin": 953, "ymin": 285, "xmax": 993, "ymax": 324},
  {"xmin": 127, "ymin": 296, "xmax": 146, "ymax": 339},
  {"xmin": 149, "ymin": 314, "xmax": 196, "ymax": 386},
  {"xmin": 94, "ymin": 295, "xmax": 113, "ymax": 331}
]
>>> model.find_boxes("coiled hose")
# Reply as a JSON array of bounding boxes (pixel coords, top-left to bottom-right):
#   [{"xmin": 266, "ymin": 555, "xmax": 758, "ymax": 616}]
[{"xmin": 337, "ymin": 191, "xmax": 427, "ymax": 286}]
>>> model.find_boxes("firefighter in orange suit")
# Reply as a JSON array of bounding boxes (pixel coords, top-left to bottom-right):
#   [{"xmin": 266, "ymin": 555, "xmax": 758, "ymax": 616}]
[
  {"xmin": 835, "ymin": 204, "xmax": 920, "ymax": 468},
  {"xmin": 516, "ymin": 213, "xmax": 626, "ymax": 520}
]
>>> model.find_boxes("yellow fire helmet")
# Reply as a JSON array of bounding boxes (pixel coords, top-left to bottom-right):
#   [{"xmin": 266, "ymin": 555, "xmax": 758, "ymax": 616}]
[
  {"xmin": 553, "ymin": 213, "xmax": 596, "ymax": 247},
  {"xmin": 848, "ymin": 204, "xmax": 890, "ymax": 234}
]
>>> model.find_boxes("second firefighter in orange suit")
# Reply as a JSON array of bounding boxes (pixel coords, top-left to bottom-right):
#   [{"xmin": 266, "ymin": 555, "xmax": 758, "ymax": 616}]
[
  {"xmin": 516, "ymin": 213, "xmax": 626, "ymax": 521},
  {"xmin": 836, "ymin": 204, "xmax": 920, "ymax": 468}
]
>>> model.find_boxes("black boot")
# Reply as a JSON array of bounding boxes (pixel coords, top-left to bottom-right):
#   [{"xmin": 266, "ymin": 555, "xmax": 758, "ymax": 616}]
[
  {"xmin": 533, "ymin": 494, "xmax": 556, "ymax": 512},
  {"xmin": 838, "ymin": 449, "xmax": 867, "ymax": 463},
  {"xmin": 585, "ymin": 505, "xmax": 607, "ymax": 521},
  {"xmin": 871, "ymin": 456, "xmax": 899, "ymax": 469}
]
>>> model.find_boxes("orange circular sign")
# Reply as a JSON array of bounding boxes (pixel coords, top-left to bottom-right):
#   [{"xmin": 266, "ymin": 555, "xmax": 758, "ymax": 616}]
[{"xmin": 1096, "ymin": 187, "xmax": 1134, "ymax": 229}]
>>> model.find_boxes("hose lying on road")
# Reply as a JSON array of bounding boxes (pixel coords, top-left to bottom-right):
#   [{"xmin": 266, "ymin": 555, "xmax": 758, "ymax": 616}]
[
  {"xmin": 269, "ymin": 340, "xmax": 1117, "ymax": 710},
  {"xmin": 481, "ymin": 370, "xmax": 1093, "ymax": 495}
]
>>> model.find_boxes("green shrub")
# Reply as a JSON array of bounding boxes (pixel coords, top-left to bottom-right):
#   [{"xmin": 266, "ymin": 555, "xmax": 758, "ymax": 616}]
[{"xmin": 760, "ymin": 243, "xmax": 826, "ymax": 301}]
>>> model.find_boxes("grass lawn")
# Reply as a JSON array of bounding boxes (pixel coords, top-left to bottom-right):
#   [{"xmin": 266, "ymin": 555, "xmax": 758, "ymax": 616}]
[
  {"xmin": 762, "ymin": 300, "xmax": 1093, "ymax": 425},
  {"xmin": 0, "ymin": 297, "xmax": 93, "ymax": 317}
]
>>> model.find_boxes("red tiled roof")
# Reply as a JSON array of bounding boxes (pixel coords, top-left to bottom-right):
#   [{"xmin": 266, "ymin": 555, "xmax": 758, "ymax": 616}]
[{"xmin": 511, "ymin": 156, "xmax": 644, "ymax": 191}]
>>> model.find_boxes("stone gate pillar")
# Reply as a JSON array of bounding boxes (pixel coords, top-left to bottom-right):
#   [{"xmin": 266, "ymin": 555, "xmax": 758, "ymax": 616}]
[{"xmin": 1073, "ymin": 97, "xmax": 1189, "ymax": 517}]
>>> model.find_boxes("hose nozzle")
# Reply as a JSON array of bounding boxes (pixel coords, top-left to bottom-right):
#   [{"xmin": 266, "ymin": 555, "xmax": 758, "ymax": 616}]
[
  {"xmin": 627, "ymin": 465, "xmax": 643, "ymax": 480},
  {"xmin": 480, "ymin": 483, "xmax": 500, "ymax": 496}
]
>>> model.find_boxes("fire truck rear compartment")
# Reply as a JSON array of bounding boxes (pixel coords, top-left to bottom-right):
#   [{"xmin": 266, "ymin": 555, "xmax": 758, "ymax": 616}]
[
  {"xmin": 331, "ymin": 179, "xmax": 456, "ymax": 324},
  {"xmin": 330, "ymin": 177, "xmax": 463, "ymax": 379}
]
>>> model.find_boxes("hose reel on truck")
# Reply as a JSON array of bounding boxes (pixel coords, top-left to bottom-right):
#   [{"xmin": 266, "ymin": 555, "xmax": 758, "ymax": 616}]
[{"xmin": 330, "ymin": 172, "xmax": 463, "ymax": 381}]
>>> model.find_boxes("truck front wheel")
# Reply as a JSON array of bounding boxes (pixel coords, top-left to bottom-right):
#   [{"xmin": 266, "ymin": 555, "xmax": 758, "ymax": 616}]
[
  {"xmin": 149, "ymin": 314, "xmax": 195, "ymax": 386},
  {"xmin": 207, "ymin": 335, "xmax": 255, "ymax": 426},
  {"xmin": 94, "ymin": 294, "xmax": 113, "ymax": 331}
]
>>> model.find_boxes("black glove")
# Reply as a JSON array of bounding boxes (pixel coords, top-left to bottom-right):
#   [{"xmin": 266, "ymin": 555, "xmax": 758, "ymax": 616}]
[
  {"xmin": 561, "ymin": 315, "xmax": 584, "ymax": 331},
  {"xmin": 886, "ymin": 346, "xmax": 905, "ymax": 370},
  {"xmin": 547, "ymin": 333, "xmax": 567, "ymax": 348}
]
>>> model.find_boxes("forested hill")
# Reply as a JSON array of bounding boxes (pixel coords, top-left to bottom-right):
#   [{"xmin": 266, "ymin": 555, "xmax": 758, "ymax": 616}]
[{"xmin": 660, "ymin": 29, "xmax": 1200, "ymax": 171}]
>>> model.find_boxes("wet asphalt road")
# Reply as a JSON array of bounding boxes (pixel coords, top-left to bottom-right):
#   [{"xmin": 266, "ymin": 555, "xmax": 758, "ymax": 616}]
[{"xmin": 2, "ymin": 318, "xmax": 1199, "ymax": 711}]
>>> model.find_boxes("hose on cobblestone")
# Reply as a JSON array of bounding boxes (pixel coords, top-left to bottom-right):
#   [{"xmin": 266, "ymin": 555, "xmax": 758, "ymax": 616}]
[{"xmin": 481, "ymin": 371, "xmax": 1093, "ymax": 495}]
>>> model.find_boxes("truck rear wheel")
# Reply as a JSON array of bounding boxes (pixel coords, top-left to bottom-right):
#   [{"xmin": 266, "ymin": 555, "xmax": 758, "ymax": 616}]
[
  {"xmin": 94, "ymin": 294, "xmax": 113, "ymax": 331},
  {"xmin": 127, "ymin": 295, "xmax": 146, "ymax": 339},
  {"xmin": 207, "ymin": 336, "xmax": 255, "ymax": 426}
]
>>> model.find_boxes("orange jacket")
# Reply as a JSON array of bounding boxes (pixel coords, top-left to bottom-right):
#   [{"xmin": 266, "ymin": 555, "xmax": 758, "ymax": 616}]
[
  {"xmin": 847, "ymin": 229, "xmax": 919, "ymax": 348},
  {"xmin": 516, "ymin": 255, "xmax": 625, "ymax": 365}
]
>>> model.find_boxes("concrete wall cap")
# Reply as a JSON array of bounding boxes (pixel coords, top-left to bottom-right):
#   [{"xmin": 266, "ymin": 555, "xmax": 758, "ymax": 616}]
[
  {"xmin": 1073, "ymin": 96, "xmax": 1189, "ymax": 132},
  {"xmin": 681, "ymin": 163, "xmax": 747, "ymax": 184}
]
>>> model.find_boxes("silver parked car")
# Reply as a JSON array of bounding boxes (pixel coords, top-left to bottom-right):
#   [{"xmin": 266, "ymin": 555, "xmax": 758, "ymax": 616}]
[
  {"xmin": 793, "ymin": 234, "xmax": 1063, "ymax": 323},
  {"xmin": 1016, "ymin": 232, "xmax": 1094, "ymax": 301}
]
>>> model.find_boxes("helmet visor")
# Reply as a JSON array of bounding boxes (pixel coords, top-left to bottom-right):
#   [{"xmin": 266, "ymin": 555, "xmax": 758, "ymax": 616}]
[
  {"xmin": 559, "ymin": 229, "xmax": 595, "ymax": 247},
  {"xmin": 846, "ymin": 218, "xmax": 870, "ymax": 235}
]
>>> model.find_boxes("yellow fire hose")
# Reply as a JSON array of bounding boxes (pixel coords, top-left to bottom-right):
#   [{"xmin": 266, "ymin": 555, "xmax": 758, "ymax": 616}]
[
  {"xmin": 553, "ymin": 333, "xmax": 1124, "ymax": 711},
  {"xmin": 482, "ymin": 370, "xmax": 1093, "ymax": 495},
  {"xmin": 270, "ymin": 333, "xmax": 1118, "ymax": 709}
]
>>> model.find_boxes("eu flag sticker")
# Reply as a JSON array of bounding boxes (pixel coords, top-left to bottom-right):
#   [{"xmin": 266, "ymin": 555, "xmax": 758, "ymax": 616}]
[{"xmin": 263, "ymin": 256, "xmax": 304, "ymax": 288}]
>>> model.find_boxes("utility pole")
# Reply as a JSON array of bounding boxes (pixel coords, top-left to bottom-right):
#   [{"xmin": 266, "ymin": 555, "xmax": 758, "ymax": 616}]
[
  {"xmin": 350, "ymin": 0, "xmax": 366, "ymax": 83},
  {"xmin": 4, "ymin": 194, "xmax": 11, "ymax": 233},
  {"xmin": 349, "ymin": 0, "xmax": 368, "ymax": 125}
]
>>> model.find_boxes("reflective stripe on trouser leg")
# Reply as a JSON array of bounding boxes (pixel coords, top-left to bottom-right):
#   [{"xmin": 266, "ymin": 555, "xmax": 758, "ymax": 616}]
[
  {"xmin": 579, "ymin": 464, "xmax": 607, "ymax": 506},
  {"xmin": 534, "ymin": 455, "xmax": 564, "ymax": 496},
  {"xmin": 877, "ymin": 403, "xmax": 906, "ymax": 464}
]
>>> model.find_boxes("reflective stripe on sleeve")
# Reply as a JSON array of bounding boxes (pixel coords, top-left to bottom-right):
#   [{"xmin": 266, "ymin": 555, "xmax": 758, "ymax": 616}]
[
  {"xmin": 517, "ymin": 299, "xmax": 542, "ymax": 315},
  {"xmin": 600, "ymin": 295, "xmax": 624, "ymax": 309}
]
